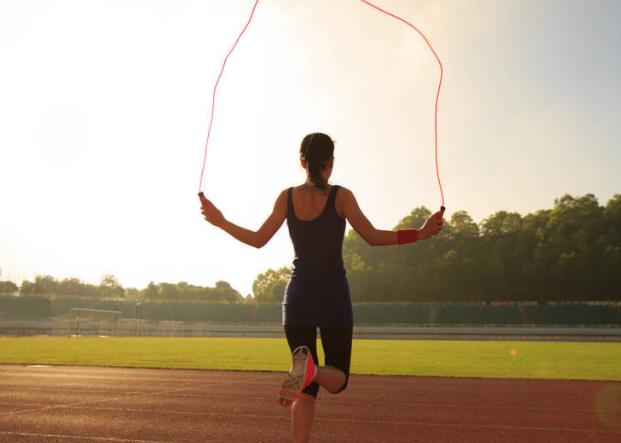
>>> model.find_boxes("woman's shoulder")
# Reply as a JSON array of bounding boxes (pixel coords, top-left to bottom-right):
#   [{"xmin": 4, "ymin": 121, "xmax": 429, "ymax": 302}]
[
  {"xmin": 274, "ymin": 188, "xmax": 290, "ymax": 211},
  {"xmin": 334, "ymin": 185, "xmax": 353, "ymax": 198},
  {"xmin": 334, "ymin": 185, "xmax": 355, "ymax": 218}
]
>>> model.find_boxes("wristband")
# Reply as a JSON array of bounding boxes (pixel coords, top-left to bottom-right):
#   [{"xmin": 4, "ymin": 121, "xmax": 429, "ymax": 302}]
[{"xmin": 397, "ymin": 229, "xmax": 418, "ymax": 245}]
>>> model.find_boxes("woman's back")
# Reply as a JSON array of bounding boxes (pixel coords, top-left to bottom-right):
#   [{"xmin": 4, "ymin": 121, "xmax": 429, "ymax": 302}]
[
  {"xmin": 286, "ymin": 185, "xmax": 346, "ymax": 275},
  {"xmin": 289, "ymin": 185, "xmax": 336, "ymax": 221}
]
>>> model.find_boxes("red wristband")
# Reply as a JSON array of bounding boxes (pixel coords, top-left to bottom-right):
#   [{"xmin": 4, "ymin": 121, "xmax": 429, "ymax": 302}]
[{"xmin": 397, "ymin": 229, "xmax": 418, "ymax": 245}]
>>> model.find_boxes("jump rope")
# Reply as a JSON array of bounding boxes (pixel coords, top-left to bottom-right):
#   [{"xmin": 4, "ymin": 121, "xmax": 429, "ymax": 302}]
[{"xmin": 198, "ymin": 0, "xmax": 446, "ymax": 215}]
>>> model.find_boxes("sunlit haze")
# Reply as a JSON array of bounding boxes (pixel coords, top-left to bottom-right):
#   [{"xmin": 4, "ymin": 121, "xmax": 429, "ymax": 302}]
[{"xmin": 1, "ymin": 0, "xmax": 619, "ymax": 295}]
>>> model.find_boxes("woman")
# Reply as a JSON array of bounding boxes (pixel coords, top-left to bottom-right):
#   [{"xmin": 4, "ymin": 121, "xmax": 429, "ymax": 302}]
[{"xmin": 200, "ymin": 132, "xmax": 444, "ymax": 443}]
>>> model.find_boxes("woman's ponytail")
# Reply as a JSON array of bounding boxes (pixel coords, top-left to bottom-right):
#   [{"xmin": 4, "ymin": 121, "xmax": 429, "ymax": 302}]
[{"xmin": 300, "ymin": 133, "xmax": 334, "ymax": 190}]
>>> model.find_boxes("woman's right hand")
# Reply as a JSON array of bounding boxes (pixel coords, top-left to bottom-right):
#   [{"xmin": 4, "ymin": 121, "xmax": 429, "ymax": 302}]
[
  {"xmin": 418, "ymin": 210, "xmax": 444, "ymax": 240},
  {"xmin": 200, "ymin": 196, "xmax": 226, "ymax": 228}
]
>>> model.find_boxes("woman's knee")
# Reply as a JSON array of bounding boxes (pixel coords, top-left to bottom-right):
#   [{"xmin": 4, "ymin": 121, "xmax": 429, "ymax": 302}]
[
  {"xmin": 335, "ymin": 374, "xmax": 349, "ymax": 394},
  {"xmin": 327, "ymin": 372, "xmax": 349, "ymax": 394}
]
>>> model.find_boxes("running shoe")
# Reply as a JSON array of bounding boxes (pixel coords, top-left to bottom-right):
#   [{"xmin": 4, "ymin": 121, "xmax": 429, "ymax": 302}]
[{"xmin": 278, "ymin": 345, "xmax": 316, "ymax": 402}]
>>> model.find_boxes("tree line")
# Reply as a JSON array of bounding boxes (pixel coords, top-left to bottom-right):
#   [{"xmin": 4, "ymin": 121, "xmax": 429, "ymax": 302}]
[
  {"xmin": 252, "ymin": 193, "xmax": 621, "ymax": 303},
  {"xmin": 2, "ymin": 193, "xmax": 619, "ymax": 304},
  {"xmin": 0, "ymin": 275, "xmax": 243, "ymax": 303}
]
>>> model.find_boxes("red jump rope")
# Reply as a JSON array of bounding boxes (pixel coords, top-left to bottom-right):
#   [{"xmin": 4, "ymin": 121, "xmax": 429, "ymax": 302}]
[{"xmin": 198, "ymin": 0, "xmax": 445, "ymax": 216}]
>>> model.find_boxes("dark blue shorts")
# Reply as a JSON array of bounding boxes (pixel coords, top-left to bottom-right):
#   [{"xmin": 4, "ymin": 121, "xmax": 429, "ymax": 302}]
[{"xmin": 282, "ymin": 270, "xmax": 353, "ymax": 327}]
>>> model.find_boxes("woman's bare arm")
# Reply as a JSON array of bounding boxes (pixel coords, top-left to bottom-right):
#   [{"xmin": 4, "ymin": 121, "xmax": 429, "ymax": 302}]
[
  {"xmin": 339, "ymin": 188, "xmax": 443, "ymax": 246},
  {"xmin": 339, "ymin": 188, "xmax": 397, "ymax": 245},
  {"xmin": 200, "ymin": 190, "xmax": 288, "ymax": 248}
]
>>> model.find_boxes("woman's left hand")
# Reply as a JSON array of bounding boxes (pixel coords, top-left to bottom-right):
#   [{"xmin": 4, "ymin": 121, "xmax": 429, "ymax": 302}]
[
  {"xmin": 418, "ymin": 210, "xmax": 444, "ymax": 240},
  {"xmin": 200, "ymin": 196, "xmax": 226, "ymax": 228}
]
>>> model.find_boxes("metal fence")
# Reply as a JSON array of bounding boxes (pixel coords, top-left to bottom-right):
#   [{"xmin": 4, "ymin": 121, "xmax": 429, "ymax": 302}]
[
  {"xmin": 2, "ymin": 319, "xmax": 621, "ymax": 341},
  {"xmin": 3, "ymin": 296, "xmax": 621, "ymax": 325}
]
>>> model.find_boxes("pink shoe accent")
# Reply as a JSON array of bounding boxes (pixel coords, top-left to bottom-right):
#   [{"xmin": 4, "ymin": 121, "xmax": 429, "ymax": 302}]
[{"xmin": 303, "ymin": 352, "xmax": 316, "ymax": 387}]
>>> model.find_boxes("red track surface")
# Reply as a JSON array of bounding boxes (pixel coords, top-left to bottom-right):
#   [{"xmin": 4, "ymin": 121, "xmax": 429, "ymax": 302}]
[{"xmin": 1, "ymin": 365, "xmax": 620, "ymax": 442}]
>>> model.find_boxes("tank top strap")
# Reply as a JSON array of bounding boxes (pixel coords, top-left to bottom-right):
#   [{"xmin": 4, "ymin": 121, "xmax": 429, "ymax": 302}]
[
  {"xmin": 287, "ymin": 187, "xmax": 294, "ymax": 216},
  {"xmin": 327, "ymin": 185, "xmax": 340, "ymax": 212}
]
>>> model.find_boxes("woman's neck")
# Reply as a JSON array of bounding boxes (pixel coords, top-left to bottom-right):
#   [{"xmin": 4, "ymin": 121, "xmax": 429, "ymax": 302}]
[{"xmin": 302, "ymin": 179, "xmax": 331, "ymax": 194}]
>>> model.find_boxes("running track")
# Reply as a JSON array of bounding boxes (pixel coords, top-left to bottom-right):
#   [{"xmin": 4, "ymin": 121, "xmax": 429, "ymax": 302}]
[{"xmin": 0, "ymin": 365, "xmax": 620, "ymax": 442}]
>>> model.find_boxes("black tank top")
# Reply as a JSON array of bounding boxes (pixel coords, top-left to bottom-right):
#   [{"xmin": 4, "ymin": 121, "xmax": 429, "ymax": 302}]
[{"xmin": 286, "ymin": 185, "xmax": 345, "ymax": 274}]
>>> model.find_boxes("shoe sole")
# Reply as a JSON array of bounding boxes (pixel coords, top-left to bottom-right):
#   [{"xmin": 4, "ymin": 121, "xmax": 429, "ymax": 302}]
[{"xmin": 278, "ymin": 346, "xmax": 313, "ymax": 402}]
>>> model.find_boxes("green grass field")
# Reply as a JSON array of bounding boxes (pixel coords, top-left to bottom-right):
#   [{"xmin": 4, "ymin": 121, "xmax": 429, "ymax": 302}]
[{"xmin": 2, "ymin": 336, "xmax": 620, "ymax": 381}]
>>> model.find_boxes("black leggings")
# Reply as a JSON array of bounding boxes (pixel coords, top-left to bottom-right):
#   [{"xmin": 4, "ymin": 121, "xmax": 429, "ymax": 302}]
[{"xmin": 284, "ymin": 325, "xmax": 353, "ymax": 398}]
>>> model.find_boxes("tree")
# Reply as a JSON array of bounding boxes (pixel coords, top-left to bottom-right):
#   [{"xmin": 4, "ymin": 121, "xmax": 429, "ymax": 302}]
[
  {"xmin": 140, "ymin": 280, "xmax": 243, "ymax": 302},
  {"xmin": 213, "ymin": 281, "xmax": 243, "ymax": 302},
  {"xmin": 20, "ymin": 280, "xmax": 35, "ymax": 295},
  {"xmin": 158, "ymin": 282, "xmax": 179, "ymax": 299},
  {"xmin": 252, "ymin": 267, "xmax": 291, "ymax": 303},
  {"xmin": 29, "ymin": 275, "xmax": 59, "ymax": 295},
  {"xmin": 99, "ymin": 275, "xmax": 124, "ymax": 298},
  {"xmin": 0, "ymin": 280, "xmax": 18, "ymax": 294},
  {"xmin": 144, "ymin": 281, "xmax": 158, "ymax": 299},
  {"xmin": 58, "ymin": 278, "xmax": 98, "ymax": 297},
  {"xmin": 449, "ymin": 211, "xmax": 479, "ymax": 239},
  {"xmin": 480, "ymin": 211, "xmax": 522, "ymax": 236}
]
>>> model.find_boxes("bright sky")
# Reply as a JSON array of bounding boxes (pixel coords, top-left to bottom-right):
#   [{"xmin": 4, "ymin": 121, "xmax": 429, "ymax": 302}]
[{"xmin": 1, "ymin": 0, "xmax": 619, "ymax": 296}]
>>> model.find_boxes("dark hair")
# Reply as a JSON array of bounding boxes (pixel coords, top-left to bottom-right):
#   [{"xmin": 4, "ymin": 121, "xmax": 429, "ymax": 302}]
[{"xmin": 300, "ymin": 132, "xmax": 334, "ymax": 190}]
